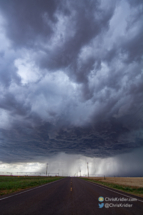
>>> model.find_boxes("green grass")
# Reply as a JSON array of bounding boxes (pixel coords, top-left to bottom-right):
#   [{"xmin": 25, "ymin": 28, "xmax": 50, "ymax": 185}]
[
  {"xmin": 82, "ymin": 178, "xmax": 143, "ymax": 197},
  {"xmin": 0, "ymin": 176, "xmax": 63, "ymax": 196}
]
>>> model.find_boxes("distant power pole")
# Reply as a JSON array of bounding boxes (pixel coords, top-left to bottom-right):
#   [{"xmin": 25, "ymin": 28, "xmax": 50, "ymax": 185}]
[
  {"xmin": 46, "ymin": 163, "xmax": 48, "ymax": 176},
  {"xmin": 87, "ymin": 162, "xmax": 89, "ymax": 177}
]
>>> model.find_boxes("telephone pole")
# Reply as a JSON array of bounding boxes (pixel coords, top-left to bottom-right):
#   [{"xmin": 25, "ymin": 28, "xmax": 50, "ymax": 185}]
[
  {"xmin": 87, "ymin": 162, "xmax": 89, "ymax": 177},
  {"xmin": 46, "ymin": 163, "xmax": 48, "ymax": 176}
]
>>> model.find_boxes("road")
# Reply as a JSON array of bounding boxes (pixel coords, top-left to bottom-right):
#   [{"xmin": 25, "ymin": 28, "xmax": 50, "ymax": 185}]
[{"xmin": 0, "ymin": 177, "xmax": 143, "ymax": 215}]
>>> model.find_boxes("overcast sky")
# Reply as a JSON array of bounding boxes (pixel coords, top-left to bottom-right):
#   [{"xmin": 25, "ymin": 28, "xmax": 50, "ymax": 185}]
[{"xmin": 0, "ymin": 0, "xmax": 143, "ymax": 176}]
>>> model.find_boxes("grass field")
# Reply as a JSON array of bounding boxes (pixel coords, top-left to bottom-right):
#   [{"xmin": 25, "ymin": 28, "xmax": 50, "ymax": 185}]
[
  {"xmin": 82, "ymin": 177, "xmax": 143, "ymax": 198},
  {"xmin": 86, "ymin": 177, "xmax": 143, "ymax": 187},
  {"xmin": 0, "ymin": 176, "xmax": 63, "ymax": 196}
]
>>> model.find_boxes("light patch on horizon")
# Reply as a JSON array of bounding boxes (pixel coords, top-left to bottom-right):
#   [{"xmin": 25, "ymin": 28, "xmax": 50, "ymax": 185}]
[{"xmin": 0, "ymin": 162, "xmax": 45, "ymax": 175}]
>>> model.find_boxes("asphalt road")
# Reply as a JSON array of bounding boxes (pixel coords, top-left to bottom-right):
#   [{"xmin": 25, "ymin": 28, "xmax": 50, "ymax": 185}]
[{"xmin": 0, "ymin": 177, "xmax": 143, "ymax": 215}]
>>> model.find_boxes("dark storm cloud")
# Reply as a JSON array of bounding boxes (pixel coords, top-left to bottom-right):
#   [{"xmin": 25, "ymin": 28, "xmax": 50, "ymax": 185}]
[
  {"xmin": 0, "ymin": 0, "xmax": 59, "ymax": 47},
  {"xmin": 0, "ymin": 0, "xmax": 143, "ymax": 164}
]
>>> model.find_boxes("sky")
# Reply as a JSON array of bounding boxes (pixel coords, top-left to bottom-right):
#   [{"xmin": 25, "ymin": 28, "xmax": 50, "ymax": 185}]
[{"xmin": 0, "ymin": 0, "xmax": 143, "ymax": 176}]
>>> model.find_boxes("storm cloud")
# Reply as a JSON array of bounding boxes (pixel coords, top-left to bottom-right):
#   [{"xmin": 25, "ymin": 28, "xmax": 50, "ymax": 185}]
[{"xmin": 0, "ymin": 0, "xmax": 143, "ymax": 174}]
